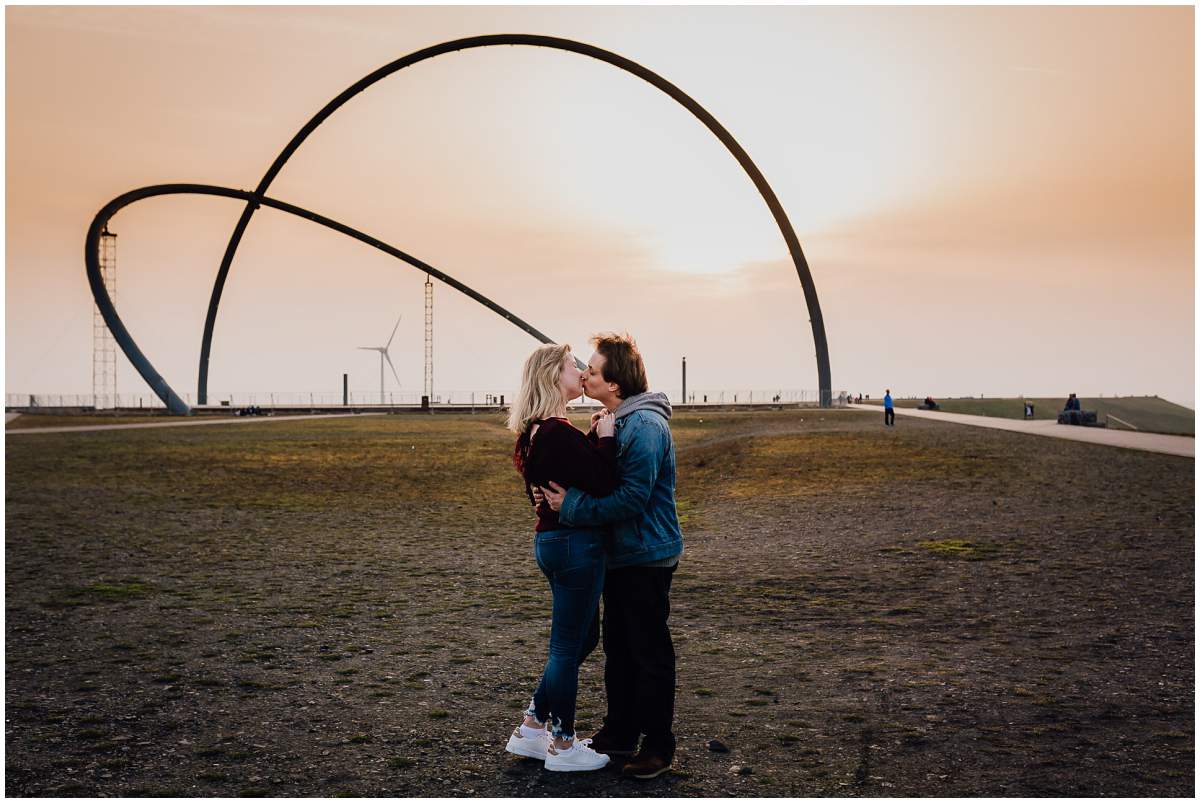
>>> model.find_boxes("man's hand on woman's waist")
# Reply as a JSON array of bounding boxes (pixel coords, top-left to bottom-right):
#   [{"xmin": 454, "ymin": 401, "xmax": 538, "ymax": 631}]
[{"xmin": 538, "ymin": 481, "xmax": 568, "ymax": 512}]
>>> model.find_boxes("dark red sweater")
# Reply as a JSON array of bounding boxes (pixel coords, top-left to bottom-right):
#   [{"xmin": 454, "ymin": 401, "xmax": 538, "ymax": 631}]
[{"xmin": 515, "ymin": 417, "xmax": 618, "ymax": 532}]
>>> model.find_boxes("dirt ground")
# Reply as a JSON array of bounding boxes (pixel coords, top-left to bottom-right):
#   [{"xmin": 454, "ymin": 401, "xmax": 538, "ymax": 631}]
[
  {"xmin": 4, "ymin": 408, "xmax": 1194, "ymax": 796},
  {"xmin": 6, "ymin": 414, "xmax": 173, "ymax": 429}
]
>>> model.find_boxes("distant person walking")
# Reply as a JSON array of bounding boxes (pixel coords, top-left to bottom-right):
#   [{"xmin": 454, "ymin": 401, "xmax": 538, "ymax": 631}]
[{"xmin": 884, "ymin": 389, "xmax": 895, "ymax": 427}]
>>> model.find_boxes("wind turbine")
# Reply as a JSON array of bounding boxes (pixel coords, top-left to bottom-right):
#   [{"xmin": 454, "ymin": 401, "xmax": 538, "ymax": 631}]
[{"xmin": 358, "ymin": 315, "xmax": 402, "ymax": 404}]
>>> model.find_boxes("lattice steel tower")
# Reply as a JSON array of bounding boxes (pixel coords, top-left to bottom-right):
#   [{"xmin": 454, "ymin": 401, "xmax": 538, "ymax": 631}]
[
  {"xmin": 424, "ymin": 274, "xmax": 433, "ymax": 401},
  {"xmin": 92, "ymin": 227, "xmax": 118, "ymax": 408}
]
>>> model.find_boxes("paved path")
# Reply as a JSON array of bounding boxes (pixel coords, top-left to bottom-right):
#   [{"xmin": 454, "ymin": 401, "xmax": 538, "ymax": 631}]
[
  {"xmin": 6, "ymin": 413, "xmax": 21, "ymax": 423},
  {"xmin": 850, "ymin": 404, "xmax": 1194, "ymax": 458},
  {"xmin": 5, "ymin": 412, "xmax": 385, "ymax": 436}
]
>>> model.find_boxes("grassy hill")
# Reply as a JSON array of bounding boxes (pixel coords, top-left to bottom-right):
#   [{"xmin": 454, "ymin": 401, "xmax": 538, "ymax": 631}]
[{"xmin": 861, "ymin": 395, "xmax": 1194, "ymax": 436}]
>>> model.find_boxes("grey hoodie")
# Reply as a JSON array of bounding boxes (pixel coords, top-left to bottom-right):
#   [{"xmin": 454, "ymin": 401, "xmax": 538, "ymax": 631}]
[{"xmin": 615, "ymin": 391, "xmax": 673, "ymax": 422}]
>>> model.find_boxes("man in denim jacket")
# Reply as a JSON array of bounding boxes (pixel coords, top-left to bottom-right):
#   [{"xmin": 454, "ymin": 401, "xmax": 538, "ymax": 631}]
[{"xmin": 541, "ymin": 332, "xmax": 682, "ymax": 779}]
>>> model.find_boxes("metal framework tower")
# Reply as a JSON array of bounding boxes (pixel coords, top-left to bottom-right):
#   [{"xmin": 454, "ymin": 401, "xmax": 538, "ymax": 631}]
[
  {"xmin": 424, "ymin": 274, "xmax": 433, "ymax": 400},
  {"xmin": 92, "ymin": 227, "xmax": 118, "ymax": 408}
]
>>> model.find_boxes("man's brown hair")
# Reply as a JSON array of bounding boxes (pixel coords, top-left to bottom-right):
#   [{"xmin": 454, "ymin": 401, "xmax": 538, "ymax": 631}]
[{"xmin": 591, "ymin": 332, "xmax": 649, "ymax": 400}]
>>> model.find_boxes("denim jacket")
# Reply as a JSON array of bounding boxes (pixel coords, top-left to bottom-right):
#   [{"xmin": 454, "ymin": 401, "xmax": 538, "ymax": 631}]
[{"xmin": 558, "ymin": 392, "xmax": 683, "ymax": 568}]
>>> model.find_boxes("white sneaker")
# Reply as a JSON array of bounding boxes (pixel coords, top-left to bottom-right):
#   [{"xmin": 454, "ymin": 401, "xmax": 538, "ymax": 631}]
[
  {"xmin": 505, "ymin": 725, "xmax": 550, "ymax": 760},
  {"xmin": 544, "ymin": 738, "xmax": 611, "ymax": 772}
]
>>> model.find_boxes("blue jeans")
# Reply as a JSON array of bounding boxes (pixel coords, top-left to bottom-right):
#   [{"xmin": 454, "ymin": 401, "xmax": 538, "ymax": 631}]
[{"xmin": 525, "ymin": 527, "xmax": 606, "ymax": 740}]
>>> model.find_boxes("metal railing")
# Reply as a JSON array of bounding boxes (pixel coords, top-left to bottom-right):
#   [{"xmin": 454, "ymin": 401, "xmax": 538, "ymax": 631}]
[{"xmin": 7, "ymin": 389, "xmax": 849, "ymax": 411}]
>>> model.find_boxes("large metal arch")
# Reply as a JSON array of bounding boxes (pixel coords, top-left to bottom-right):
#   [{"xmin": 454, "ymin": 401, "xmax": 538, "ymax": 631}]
[
  {"xmin": 85, "ymin": 183, "xmax": 570, "ymax": 414},
  {"xmin": 196, "ymin": 33, "xmax": 832, "ymax": 407}
]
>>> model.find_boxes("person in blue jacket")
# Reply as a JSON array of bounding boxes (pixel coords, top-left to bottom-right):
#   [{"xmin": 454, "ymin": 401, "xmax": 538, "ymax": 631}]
[
  {"xmin": 539, "ymin": 332, "xmax": 682, "ymax": 780},
  {"xmin": 884, "ymin": 389, "xmax": 895, "ymax": 426},
  {"xmin": 1062, "ymin": 393, "xmax": 1082, "ymax": 424}
]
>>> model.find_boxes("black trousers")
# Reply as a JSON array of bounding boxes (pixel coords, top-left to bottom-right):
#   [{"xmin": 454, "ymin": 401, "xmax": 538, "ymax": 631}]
[
  {"xmin": 580, "ymin": 563, "xmax": 678, "ymax": 758},
  {"xmin": 884, "ymin": 407, "xmax": 895, "ymax": 426}
]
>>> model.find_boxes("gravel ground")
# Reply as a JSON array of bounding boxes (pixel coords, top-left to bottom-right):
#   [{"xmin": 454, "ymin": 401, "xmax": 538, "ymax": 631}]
[{"xmin": 4, "ymin": 408, "xmax": 1193, "ymax": 796}]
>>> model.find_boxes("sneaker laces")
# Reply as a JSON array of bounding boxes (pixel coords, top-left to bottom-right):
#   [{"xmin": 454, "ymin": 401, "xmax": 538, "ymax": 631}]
[{"xmin": 549, "ymin": 737, "xmax": 586, "ymax": 754}]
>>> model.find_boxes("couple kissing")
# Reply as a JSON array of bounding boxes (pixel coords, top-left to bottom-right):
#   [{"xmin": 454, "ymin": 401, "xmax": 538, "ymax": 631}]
[{"xmin": 505, "ymin": 332, "xmax": 682, "ymax": 778}]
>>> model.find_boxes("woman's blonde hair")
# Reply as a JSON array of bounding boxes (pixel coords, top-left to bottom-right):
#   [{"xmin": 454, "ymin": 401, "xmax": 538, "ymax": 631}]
[{"xmin": 506, "ymin": 343, "xmax": 571, "ymax": 435}]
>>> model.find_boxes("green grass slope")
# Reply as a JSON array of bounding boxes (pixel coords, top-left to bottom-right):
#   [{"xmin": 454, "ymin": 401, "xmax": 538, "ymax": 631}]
[{"xmin": 861, "ymin": 396, "xmax": 1193, "ymax": 436}]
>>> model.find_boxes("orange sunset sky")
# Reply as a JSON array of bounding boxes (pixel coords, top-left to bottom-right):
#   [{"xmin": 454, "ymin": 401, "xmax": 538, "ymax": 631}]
[{"xmin": 5, "ymin": 5, "xmax": 1195, "ymax": 406}]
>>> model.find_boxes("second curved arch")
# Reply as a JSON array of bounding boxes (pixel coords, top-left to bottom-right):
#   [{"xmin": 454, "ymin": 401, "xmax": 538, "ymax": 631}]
[{"xmin": 86, "ymin": 183, "xmax": 567, "ymax": 414}]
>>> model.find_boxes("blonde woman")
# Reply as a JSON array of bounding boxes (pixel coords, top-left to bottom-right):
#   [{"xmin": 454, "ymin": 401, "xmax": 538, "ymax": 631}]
[{"xmin": 504, "ymin": 343, "xmax": 617, "ymax": 772}]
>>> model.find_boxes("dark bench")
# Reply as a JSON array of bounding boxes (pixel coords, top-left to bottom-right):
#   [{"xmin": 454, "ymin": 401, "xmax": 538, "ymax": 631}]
[{"xmin": 1057, "ymin": 410, "xmax": 1101, "ymax": 426}]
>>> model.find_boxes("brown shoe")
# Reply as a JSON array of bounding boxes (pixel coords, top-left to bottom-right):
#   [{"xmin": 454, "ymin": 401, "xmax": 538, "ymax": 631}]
[{"xmin": 621, "ymin": 751, "xmax": 672, "ymax": 779}]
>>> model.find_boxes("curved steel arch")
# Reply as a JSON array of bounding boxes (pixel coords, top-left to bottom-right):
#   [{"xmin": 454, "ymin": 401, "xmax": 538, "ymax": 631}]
[
  {"xmin": 85, "ymin": 184, "xmax": 570, "ymax": 414},
  {"xmin": 196, "ymin": 33, "xmax": 832, "ymax": 407}
]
